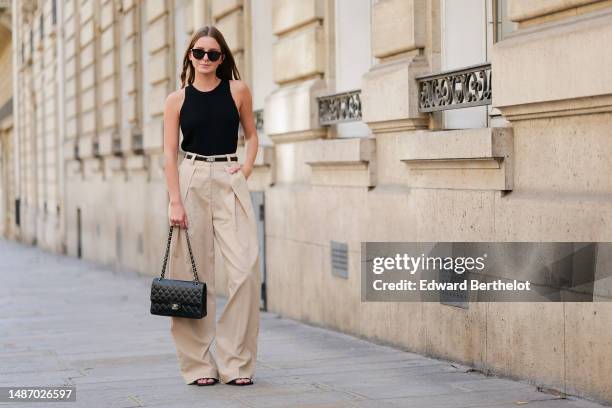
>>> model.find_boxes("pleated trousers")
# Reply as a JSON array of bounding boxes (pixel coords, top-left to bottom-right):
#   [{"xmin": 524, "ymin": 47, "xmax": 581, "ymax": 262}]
[{"xmin": 167, "ymin": 151, "xmax": 260, "ymax": 384}]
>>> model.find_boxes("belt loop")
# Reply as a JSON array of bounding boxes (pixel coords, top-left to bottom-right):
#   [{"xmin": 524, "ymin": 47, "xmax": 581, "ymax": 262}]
[
  {"xmin": 226, "ymin": 153, "xmax": 231, "ymax": 162},
  {"xmin": 190, "ymin": 153, "xmax": 196, "ymax": 164}
]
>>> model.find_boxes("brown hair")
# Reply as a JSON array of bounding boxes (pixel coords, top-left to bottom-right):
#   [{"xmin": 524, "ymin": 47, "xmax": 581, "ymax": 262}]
[{"xmin": 179, "ymin": 26, "xmax": 241, "ymax": 88}]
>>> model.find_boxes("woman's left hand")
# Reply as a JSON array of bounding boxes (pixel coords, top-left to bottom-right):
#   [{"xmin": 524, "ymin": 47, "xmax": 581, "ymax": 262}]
[{"xmin": 227, "ymin": 164, "xmax": 252, "ymax": 179}]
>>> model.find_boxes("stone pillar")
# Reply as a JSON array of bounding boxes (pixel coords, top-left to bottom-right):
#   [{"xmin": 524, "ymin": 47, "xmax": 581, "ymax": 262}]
[
  {"xmin": 361, "ymin": 0, "xmax": 434, "ymax": 135},
  {"xmin": 98, "ymin": 0, "xmax": 121, "ymax": 157},
  {"xmin": 39, "ymin": 0, "xmax": 62, "ymax": 252},
  {"xmin": 142, "ymin": 0, "xmax": 173, "ymax": 152},
  {"xmin": 193, "ymin": 0, "xmax": 207, "ymax": 29},
  {"xmin": 264, "ymin": 0, "xmax": 328, "ymax": 143},
  {"xmin": 118, "ymin": 0, "xmax": 141, "ymax": 155},
  {"xmin": 211, "ymin": 0, "xmax": 246, "ymax": 85},
  {"xmin": 10, "ymin": 0, "xmax": 21, "ymax": 242},
  {"xmin": 63, "ymin": 0, "xmax": 80, "ymax": 165},
  {"xmin": 18, "ymin": 1, "xmax": 39, "ymax": 244},
  {"xmin": 77, "ymin": 0, "xmax": 97, "ymax": 162}
]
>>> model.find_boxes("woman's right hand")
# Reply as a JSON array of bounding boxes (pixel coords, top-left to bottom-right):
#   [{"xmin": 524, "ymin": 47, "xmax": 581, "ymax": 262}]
[{"xmin": 169, "ymin": 201, "xmax": 189, "ymax": 229}]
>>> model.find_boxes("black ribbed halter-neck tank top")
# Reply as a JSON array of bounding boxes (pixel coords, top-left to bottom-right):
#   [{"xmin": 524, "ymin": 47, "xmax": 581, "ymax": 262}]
[{"xmin": 179, "ymin": 77, "xmax": 240, "ymax": 155}]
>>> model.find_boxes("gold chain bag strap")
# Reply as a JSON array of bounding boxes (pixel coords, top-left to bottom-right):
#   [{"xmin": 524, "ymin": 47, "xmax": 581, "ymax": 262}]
[{"xmin": 150, "ymin": 225, "xmax": 206, "ymax": 319}]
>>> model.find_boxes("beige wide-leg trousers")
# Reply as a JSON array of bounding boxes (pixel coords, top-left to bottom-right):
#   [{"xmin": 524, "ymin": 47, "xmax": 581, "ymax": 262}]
[{"xmin": 166, "ymin": 151, "xmax": 260, "ymax": 385}]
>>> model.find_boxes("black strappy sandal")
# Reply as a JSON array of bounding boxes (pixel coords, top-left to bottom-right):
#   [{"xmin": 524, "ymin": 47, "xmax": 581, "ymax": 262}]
[
  {"xmin": 189, "ymin": 378, "xmax": 219, "ymax": 386},
  {"xmin": 227, "ymin": 378, "xmax": 253, "ymax": 386}
]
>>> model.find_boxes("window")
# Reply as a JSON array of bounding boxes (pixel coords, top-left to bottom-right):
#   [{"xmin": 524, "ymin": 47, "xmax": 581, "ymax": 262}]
[
  {"xmin": 487, "ymin": 0, "xmax": 517, "ymax": 125},
  {"xmin": 440, "ymin": 0, "xmax": 517, "ymax": 129},
  {"xmin": 441, "ymin": 0, "xmax": 488, "ymax": 129},
  {"xmin": 332, "ymin": 0, "xmax": 373, "ymax": 138},
  {"xmin": 492, "ymin": 0, "xmax": 517, "ymax": 43}
]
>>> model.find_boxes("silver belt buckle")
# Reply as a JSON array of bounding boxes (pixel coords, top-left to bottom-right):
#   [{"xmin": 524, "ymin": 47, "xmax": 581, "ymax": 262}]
[{"xmin": 206, "ymin": 157, "xmax": 215, "ymax": 162}]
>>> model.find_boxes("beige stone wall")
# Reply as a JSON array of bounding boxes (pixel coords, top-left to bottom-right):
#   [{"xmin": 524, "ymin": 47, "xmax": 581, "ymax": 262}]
[
  {"xmin": 262, "ymin": 0, "xmax": 612, "ymax": 405},
  {"xmin": 509, "ymin": 0, "xmax": 612, "ymax": 26},
  {"xmin": 0, "ymin": 21, "xmax": 13, "ymax": 240},
  {"xmin": 0, "ymin": 25, "xmax": 11, "ymax": 107},
  {"xmin": 62, "ymin": 0, "xmax": 176, "ymax": 277},
  {"xmin": 10, "ymin": 0, "xmax": 62, "ymax": 248},
  {"xmin": 0, "ymin": 122, "xmax": 15, "ymax": 239}
]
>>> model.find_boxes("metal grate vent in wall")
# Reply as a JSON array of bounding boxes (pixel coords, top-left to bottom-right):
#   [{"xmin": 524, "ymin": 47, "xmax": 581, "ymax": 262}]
[
  {"xmin": 331, "ymin": 240, "xmax": 348, "ymax": 279},
  {"xmin": 15, "ymin": 198, "xmax": 20, "ymax": 226}
]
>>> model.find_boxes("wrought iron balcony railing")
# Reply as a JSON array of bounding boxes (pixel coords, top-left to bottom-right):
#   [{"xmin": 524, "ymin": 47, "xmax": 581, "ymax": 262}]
[
  {"xmin": 416, "ymin": 63, "xmax": 492, "ymax": 113},
  {"xmin": 317, "ymin": 89, "xmax": 362, "ymax": 126}
]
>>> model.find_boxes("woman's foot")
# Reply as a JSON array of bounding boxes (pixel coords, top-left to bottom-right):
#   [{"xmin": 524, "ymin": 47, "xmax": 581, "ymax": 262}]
[
  {"xmin": 227, "ymin": 378, "xmax": 253, "ymax": 386},
  {"xmin": 190, "ymin": 377, "xmax": 218, "ymax": 386}
]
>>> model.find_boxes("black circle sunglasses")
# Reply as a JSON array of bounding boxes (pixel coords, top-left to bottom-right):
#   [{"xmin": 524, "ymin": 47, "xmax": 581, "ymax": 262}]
[{"xmin": 191, "ymin": 48, "xmax": 223, "ymax": 62}]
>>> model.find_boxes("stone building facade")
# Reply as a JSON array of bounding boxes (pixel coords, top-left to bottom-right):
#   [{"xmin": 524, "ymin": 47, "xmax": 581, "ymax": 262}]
[
  {"xmin": 2, "ymin": 0, "xmax": 611, "ymax": 404},
  {"xmin": 0, "ymin": 2, "xmax": 13, "ymax": 239}
]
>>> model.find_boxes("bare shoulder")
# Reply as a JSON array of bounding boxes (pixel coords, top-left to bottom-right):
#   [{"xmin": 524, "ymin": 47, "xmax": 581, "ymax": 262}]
[
  {"xmin": 165, "ymin": 88, "xmax": 186, "ymax": 112},
  {"xmin": 229, "ymin": 79, "xmax": 250, "ymax": 96}
]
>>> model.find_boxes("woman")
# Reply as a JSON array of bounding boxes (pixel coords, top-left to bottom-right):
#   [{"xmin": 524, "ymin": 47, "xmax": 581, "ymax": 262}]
[{"xmin": 162, "ymin": 26, "xmax": 260, "ymax": 386}]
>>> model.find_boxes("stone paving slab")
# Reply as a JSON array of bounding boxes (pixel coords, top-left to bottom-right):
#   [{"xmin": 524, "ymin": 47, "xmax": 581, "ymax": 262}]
[{"xmin": 0, "ymin": 239, "xmax": 609, "ymax": 407}]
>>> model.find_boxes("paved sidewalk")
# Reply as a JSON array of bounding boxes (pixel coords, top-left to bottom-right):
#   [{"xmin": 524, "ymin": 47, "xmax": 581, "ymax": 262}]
[{"xmin": 0, "ymin": 239, "xmax": 607, "ymax": 408}]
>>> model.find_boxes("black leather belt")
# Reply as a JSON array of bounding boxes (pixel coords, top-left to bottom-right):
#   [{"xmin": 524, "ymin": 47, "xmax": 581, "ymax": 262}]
[{"xmin": 185, "ymin": 154, "xmax": 237, "ymax": 162}]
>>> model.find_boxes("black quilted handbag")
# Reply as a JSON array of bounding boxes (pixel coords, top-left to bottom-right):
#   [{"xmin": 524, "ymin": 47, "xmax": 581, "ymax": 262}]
[{"xmin": 150, "ymin": 225, "xmax": 206, "ymax": 319}]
